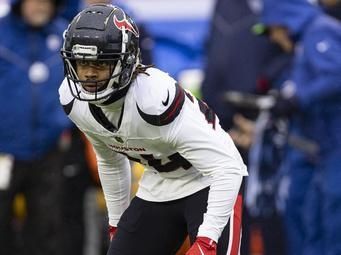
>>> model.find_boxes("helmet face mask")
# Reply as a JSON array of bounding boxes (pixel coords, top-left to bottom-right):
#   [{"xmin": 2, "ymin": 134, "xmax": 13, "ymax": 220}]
[{"xmin": 61, "ymin": 4, "xmax": 140, "ymax": 103}]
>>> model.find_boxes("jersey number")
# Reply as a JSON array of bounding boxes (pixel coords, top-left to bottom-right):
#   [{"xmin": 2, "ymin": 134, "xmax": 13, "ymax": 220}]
[
  {"xmin": 185, "ymin": 90, "xmax": 216, "ymax": 129},
  {"xmin": 122, "ymin": 152, "xmax": 192, "ymax": 172}
]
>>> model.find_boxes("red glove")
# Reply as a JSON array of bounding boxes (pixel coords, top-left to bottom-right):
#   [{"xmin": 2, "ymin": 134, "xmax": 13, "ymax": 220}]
[
  {"xmin": 109, "ymin": 225, "xmax": 117, "ymax": 241},
  {"xmin": 186, "ymin": 237, "xmax": 217, "ymax": 255}
]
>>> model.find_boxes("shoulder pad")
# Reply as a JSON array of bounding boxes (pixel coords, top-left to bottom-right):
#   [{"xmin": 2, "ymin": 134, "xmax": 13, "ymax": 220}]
[
  {"xmin": 134, "ymin": 68, "xmax": 185, "ymax": 126},
  {"xmin": 59, "ymin": 78, "xmax": 75, "ymax": 115}
]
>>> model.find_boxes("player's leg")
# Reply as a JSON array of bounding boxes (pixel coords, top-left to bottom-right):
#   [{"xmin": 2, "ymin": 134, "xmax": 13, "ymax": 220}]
[
  {"xmin": 184, "ymin": 187, "xmax": 210, "ymax": 245},
  {"xmin": 108, "ymin": 196, "xmax": 187, "ymax": 255}
]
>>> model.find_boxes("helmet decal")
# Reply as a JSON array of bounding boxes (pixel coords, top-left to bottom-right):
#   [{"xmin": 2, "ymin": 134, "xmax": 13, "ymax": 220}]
[{"xmin": 113, "ymin": 15, "xmax": 139, "ymax": 37}]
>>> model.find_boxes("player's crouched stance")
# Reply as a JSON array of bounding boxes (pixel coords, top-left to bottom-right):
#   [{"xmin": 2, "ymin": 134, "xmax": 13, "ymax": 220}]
[{"xmin": 59, "ymin": 4, "xmax": 248, "ymax": 255}]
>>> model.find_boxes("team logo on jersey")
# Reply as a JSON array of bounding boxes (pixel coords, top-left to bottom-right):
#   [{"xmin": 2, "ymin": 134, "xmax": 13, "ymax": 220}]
[
  {"xmin": 162, "ymin": 89, "xmax": 170, "ymax": 106},
  {"xmin": 137, "ymin": 83, "xmax": 185, "ymax": 126},
  {"xmin": 113, "ymin": 15, "xmax": 139, "ymax": 37}
]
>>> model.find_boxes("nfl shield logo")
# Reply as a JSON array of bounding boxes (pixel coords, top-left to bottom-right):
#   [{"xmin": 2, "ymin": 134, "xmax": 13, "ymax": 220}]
[{"xmin": 114, "ymin": 136, "xmax": 124, "ymax": 143}]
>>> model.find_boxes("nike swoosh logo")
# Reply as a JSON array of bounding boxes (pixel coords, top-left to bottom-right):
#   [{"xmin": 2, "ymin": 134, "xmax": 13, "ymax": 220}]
[
  {"xmin": 197, "ymin": 243, "xmax": 205, "ymax": 255},
  {"xmin": 162, "ymin": 90, "xmax": 170, "ymax": 106}
]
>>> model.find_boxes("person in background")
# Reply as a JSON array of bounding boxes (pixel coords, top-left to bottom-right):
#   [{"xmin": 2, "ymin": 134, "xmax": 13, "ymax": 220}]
[
  {"xmin": 201, "ymin": 0, "xmax": 291, "ymax": 254},
  {"xmin": 60, "ymin": 4, "xmax": 247, "ymax": 255},
  {"xmin": 61, "ymin": 127, "xmax": 98, "ymax": 255},
  {"xmin": 201, "ymin": 0, "xmax": 291, "ymax": 134},
  {"xmin": 259, "ymin": 0, "xmax": 341, "ymax": 254},
  {"xmin": 0, "ymin": 0, "xmax": 71, "ymax": 254}
]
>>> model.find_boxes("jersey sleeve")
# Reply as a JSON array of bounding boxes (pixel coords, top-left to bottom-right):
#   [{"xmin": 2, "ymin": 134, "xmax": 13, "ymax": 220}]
[
  {"xmin": 166, "ymin": 90, "xmax": 247, "ymax": 242},
  {"xmin": 134, "ymin": 68, "xmax": 179, "ymax": 123},
  {"xmin": 59, "ymin": 78, "xmax": 74, "ymax": 106},
  {"xmin": 84, "ymin": 132, "xmax": 131, "ymax": 227}
]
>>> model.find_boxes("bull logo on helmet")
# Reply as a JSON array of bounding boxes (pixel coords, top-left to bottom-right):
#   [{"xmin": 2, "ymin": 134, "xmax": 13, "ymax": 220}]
[{"xmin": 113, "ymin": 15, "xmax": 139, "ymax": 37}]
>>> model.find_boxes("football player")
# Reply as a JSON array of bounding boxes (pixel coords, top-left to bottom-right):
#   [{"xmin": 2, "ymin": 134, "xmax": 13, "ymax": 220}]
[{"xmin": 59, "ymin": 4, "xmax": 248, "ymax": 255}]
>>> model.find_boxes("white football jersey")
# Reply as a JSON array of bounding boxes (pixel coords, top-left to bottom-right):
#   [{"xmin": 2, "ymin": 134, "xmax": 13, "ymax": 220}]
[{"xmin": 59, "ymin": 67, "xmax": 248, "ymax": 242}]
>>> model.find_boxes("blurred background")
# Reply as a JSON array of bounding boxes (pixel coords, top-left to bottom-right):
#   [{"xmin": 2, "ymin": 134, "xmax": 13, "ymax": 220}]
[{"xmin": 0, "ymin": 0, "xmax": 341, "ymax": 255}]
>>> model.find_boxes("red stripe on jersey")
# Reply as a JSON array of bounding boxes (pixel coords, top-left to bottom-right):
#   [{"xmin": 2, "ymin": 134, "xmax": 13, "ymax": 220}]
[
  {"xmin": 164, "ymin": 85, "xmax": 185, "ymax": 121},
  {"xmin": 228, "ymin": 194, "xmax": 243, "ymax": 255}
]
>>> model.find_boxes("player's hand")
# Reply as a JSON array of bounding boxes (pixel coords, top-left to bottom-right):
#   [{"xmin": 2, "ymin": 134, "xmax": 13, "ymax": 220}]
[
  {"xmin": 186, "ymin": 237, "xmax": 217, "ymax": 255},
  {"xmin": 109, "ymin": 225, "xmax": 117, "ymax": 241}
]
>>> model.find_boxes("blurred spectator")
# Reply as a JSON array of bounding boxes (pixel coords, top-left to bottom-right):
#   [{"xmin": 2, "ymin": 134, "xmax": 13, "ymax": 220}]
[
  {"xmin": 260, "ymin": 0, "xmax": 341, "ymax": 255},
  {"xmin": 201, "ymin": 0, "xmax": 291, "ymax": 140},
  {"xmin": 201, "ymin": 0, "xmax": 291, "ymax": 254},
  {"xmin": 60, "ymin": 128, "xmax": 97, "ymax": 255},
  {"xmin": 0, "ymin": 0, "xmax": 71, "ymax": 254}
]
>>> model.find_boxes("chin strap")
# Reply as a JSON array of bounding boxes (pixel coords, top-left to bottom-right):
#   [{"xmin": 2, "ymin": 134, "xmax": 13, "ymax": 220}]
[{"xmin": 100, "ymin": 82, "xmax": 131, "ymax": 106}]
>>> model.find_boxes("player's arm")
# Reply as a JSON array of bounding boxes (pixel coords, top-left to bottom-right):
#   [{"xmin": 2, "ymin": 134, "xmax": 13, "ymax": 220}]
[
  {"xmin": 84, "ymin": 133, "xmax": 131, "ymax": 229},
  {"xmin": 167, "ymin": 92, "xmax": 247, "ymax": 243}
]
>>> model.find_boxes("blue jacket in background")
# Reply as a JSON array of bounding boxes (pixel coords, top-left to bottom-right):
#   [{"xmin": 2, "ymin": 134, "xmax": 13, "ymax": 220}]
[
  {"xmin": 0, "ymin": 12, "xmax": 71, "ymax": 160},
  {"xmin": 201, "ymin": 0, "xmax": 291, "ymax": 130},
  {"xmin": 261, "ymin": 0, "xmax": 341, "ymax": 154}
]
